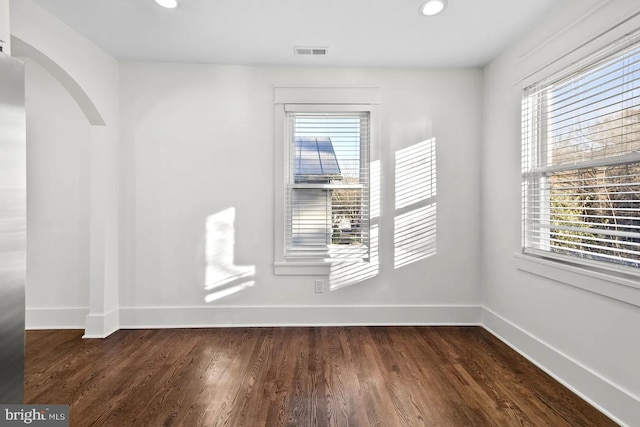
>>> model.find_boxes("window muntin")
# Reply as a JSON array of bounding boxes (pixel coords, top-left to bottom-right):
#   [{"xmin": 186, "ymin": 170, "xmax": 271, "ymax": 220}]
[
  {"xmin": 285, "ymin": 112, "xmax": 370, "ymax": 261},
  {"xmin": 522, "ymin": 37, "xmax": 640, "ymax": 273}
]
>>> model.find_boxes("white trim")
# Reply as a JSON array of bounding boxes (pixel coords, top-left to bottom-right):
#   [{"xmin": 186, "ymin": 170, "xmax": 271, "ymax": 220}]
[
  {"xmin": 481, "ymin": 307, "xmax": 639, "ymax": 427},
  {"xmin": 516, "ymin": 0, "xmax": 614, "ymax": 64},
  {"xmin": 518, "ymin": 5, "xmax": 640, "ymax": 88},
  {"xmin": 25, "ymin": 307, "xmax": 88, "ymax": 329},
  {"xmin": 274, "ymin": 86, "xmax": 380, "ymax": 105},
  {"xmin": 83, "ymin": 308, "xmax": 119, "ymax": 339},
  {"xmin": 284, "ymin": 103, "xmax": 377, "ymax": 113},
  {"xmin": 119, "ymin": 305, "xmax": 481, "ymax": 328},
  {"xmin": 274, "ymin": 103, "xmax": 287, "ymax": 265},
  {"xmin": 515, "ymin": 253, "xmax": 640, "ymax": 307}
]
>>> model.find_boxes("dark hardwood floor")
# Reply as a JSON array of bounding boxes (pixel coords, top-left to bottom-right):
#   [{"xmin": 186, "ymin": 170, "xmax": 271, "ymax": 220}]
[{"xmin": 25, "ymin": 327, "xmax": 616, "ymax": 426}]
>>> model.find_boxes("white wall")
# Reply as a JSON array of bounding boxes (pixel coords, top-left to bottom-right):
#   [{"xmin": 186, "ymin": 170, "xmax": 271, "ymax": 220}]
[
  {"xmin": 119, "ymin": 63, "xmax": 483, "ymax": 325},
  {"xmin": 481, "ymin": 0, "xmax": 640, "ymax": 424},
  {"xmin": 24, "ymin": 57, "xmax": 90, "ymax": 325}
]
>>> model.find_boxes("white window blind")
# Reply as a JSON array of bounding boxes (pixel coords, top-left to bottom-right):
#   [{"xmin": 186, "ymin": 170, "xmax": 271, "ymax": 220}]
[
  {"xmin": 522, "ymin": 33, "xmax": 640, "ymax": 274},
  {"xmin": 285, "ymin": 111, "xmax": 370, "ymax": 261}
]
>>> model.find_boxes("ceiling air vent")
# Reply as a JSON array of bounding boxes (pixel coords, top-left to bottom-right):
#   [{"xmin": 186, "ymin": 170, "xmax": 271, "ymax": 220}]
[{"xmin": 294, "ymin": 46, "xmax": 329, "ymax": 56}]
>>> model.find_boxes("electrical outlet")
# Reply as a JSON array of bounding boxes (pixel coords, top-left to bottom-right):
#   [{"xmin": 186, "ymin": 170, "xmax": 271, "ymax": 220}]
[{"xmin": 314, "ymin": 279, "xmax": 324, "ymax": 293}]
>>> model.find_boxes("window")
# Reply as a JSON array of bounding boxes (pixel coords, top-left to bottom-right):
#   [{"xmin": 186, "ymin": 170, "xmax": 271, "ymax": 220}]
[
  {"xmin": 273, "ymin": 88, "xmax": 379, "ymax": 275},
  {"xmin": 522, "ymin": 34, "xmax": 640, "ymax": 275},
  {"xmin": 285, "ymin": 110, "xmax": 370, "ymax": 262}
]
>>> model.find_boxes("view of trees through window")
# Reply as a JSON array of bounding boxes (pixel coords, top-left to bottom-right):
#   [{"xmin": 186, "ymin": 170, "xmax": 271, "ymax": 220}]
[
  {"xmin": 330, "ymin": 182, "xmax": 363, "ymax": 245},
  {"xmin": 549, "ymin": 137, "xmax": 640, "ymax": 267}
]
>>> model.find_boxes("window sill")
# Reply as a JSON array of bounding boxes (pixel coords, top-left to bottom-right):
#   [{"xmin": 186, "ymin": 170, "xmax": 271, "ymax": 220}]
[
  {"xmin": 514, "ymin": 253, "xmax": 640, "ymax": 307},
  {"xmin": 274, "ymin": 262, "xmax": 331, "ymax": 276}
]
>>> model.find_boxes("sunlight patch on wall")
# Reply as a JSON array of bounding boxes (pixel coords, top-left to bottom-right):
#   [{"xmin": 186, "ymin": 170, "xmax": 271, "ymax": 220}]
[
  {"xmin": 329, "ymin": 160, "xmax": 380, "ymax": 290},
  {"xmin": 394, "ymin": 205, "xmax": 436, "ymax": 268},
  {"xmin": 394, "ymin": 139, "xmax": 437, "ymax": 268},
  {"xmin": 330, "ymin": 225, "xmax": 379, "ymax": 291},
  {"xmin": 204, "ymin": 208, "xmax": 256, "ymax": 303}
]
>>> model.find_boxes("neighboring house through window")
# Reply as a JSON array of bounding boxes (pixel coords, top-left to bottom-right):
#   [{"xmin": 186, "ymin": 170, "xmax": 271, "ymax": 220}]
[{"xmin": 287, "ymin": 113, "xmax": 369, "ymax": 261}]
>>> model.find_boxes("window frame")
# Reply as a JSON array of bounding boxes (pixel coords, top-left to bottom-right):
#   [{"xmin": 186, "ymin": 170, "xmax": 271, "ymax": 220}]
[
  {"xmin": 273, "ymin": 87, "xmax": 379, "ymax": 276},
  {"xmin": 519, "ymin": 30, "xmax": 640, "ymax": 300}
]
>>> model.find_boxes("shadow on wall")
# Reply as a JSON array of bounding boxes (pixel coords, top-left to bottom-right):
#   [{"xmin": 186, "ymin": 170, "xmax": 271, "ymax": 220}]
[
  {"xmin": 204, "ymin": 208, "xmax": 256, "ymax": 302},
  {"xmin": 394, "ymin": 138, "xmax": 437, "ymax": 268}
]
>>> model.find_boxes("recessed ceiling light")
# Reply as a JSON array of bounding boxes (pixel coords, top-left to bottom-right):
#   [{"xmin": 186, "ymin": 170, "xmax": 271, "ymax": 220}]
[
  {"xmin": 419, "ymin": 0, "xmax": 447, "ymax": 16},
  {"xmin": 155, "ymin": 0, "xmax": 179, "ymax": 8}
]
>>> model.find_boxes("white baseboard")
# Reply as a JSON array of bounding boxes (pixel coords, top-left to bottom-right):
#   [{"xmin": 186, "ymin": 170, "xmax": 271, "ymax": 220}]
[
  {"xmin": 481, "ymin": 307, "xmax": 639, "ymax": 427},
  {"xmin": 83, "ymin": 308, "xmax": 120, "ymax": 338},
  {"xmin": 119, "ymin": 304, "xmax": 482, "ymax": 329},
  {"xmin": 26, "ymin": 307, "xmax": 88, "ymax": 329}
]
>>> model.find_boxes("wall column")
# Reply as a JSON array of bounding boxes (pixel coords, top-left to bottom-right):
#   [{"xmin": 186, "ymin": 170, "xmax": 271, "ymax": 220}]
[{"xmin": 84, "ymin": 125, "xmax": 119, "ymax": 338}]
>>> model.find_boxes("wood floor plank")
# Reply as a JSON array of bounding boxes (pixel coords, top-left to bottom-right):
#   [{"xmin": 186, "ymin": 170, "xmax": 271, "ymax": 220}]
[{"xmin": 24, "ymin": 327, "xmax": 618, "ymax": 427}]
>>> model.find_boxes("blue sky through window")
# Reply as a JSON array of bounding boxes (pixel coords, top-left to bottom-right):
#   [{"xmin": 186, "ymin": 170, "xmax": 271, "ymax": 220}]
[{"xmin": 547, "ymin": 45, "xmax": 640, "ymax": 161}]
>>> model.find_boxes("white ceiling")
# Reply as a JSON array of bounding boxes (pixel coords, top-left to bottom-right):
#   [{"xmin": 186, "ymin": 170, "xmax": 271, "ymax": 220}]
[{"xmin": 32, "ymin": 0, "xmax": 563, "ymax": 67}]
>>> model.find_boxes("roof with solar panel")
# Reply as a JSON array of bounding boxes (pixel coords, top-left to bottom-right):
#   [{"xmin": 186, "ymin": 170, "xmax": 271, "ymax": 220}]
[{"xmin": 294, "ymin": 137, "xmax": 343, "ymax": 183}]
